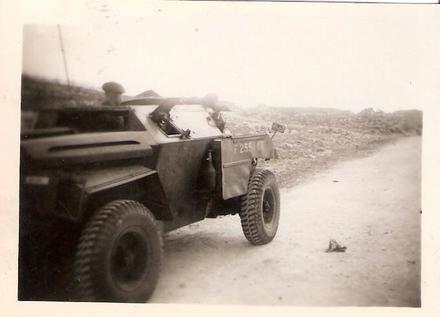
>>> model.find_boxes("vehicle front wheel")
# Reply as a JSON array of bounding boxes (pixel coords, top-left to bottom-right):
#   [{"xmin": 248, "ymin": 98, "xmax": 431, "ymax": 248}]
[
  {"xmin": 239, "ymin": 169, "xmax": 280, "ymax": 245},
  {"xmin": 74, "ymin": 200, "xmax": 162, "ymax": 302}
]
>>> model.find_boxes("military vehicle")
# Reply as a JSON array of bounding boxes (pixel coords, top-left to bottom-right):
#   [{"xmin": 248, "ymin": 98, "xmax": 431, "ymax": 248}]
[{"xmin": 19, "ymin": 96, "xmax": 284, "ymax": 302}]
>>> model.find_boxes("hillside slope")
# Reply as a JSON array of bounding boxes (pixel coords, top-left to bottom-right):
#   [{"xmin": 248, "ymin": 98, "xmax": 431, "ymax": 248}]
[{"xmin": 224, "ymin": 106, "xmax": 421, "ymax": 187}]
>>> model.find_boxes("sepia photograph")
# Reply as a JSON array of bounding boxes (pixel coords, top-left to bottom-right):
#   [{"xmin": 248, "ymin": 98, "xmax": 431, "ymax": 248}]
[{"xmin": 12, "ymin": 1, "xmax": 434, "ymax": 309}]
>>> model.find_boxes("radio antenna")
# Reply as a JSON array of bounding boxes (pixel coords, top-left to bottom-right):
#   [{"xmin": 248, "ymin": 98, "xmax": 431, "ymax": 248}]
[{"xmin": 57, "ymin": 24, "xmax": 73, "ymax": 98}]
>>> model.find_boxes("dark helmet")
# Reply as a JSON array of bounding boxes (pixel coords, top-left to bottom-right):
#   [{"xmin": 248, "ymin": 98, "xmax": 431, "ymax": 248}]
[{"xmin": 102, "ymin": 81, "xmax": 125, "ymax": 94}]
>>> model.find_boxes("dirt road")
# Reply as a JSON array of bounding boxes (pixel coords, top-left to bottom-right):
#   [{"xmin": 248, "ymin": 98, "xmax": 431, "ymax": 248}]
[{"xmin": 151, "ymin": 136, "xmax": 421, "ymax": 306}]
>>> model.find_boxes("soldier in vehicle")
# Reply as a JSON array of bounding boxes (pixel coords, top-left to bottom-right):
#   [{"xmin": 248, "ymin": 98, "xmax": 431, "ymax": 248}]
[
  {"xmin": 102, "ymin": 81, "xmax": 125, "ymax": 106},
  {"xmin": 99, "ymin": 81, "xmax": 126, "ymax": 130},
  {"xmin": 203, "ymin": 94, "xmax": 227, "ymax": 133},
  {"xmin": 211, "ymin": 110, "xmax": 226, "ymax": 132}
]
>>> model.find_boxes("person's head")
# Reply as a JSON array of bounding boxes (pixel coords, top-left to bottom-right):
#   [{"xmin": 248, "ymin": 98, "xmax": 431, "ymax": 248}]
[
  {"xmin": 102, "ymin": 81, "xmax": 125, "ymax": 106},
  {"xmin": 203, "ymin": 93, "xmax": 219, "ymax": 107}
]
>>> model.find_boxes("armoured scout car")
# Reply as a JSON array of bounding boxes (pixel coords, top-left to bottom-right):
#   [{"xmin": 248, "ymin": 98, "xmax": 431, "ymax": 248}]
[{"xmin": 19, "ymin": 97, "xmax": 282, "ymax": 302}]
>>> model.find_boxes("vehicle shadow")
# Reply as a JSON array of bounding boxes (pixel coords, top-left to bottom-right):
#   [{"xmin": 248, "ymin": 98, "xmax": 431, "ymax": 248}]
[{"xmin": 151, "ymin": 218, "xmax": 271, "ymax": 302}]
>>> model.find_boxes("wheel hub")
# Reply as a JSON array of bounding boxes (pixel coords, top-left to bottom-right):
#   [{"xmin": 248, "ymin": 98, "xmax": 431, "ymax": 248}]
[
  {"xmin": 111, "ymin": 230, "xmax": 148, "ymax": 291},
  {"xmin": 262, "ymin": 188, "xmax": 275, "ymax": 224}
]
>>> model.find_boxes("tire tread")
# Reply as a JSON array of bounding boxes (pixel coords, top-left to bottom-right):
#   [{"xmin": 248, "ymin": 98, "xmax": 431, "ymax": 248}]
[
  {"xmin": 239, "ymin": 169, "xmax": 279, "ymax": 245},
  {"xmin": 73, "ymin": 200, "xmax": 162, "ymax": 302}
]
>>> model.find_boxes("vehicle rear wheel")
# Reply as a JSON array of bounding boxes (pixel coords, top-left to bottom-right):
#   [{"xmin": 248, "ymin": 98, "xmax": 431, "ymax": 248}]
[
  {"xmin": 239, "ymin": 169, "xmax": 280, "ymax": 245},
  {"xmin": 74, "ymin": 200, "xmax": 162, "ymax": 302}
]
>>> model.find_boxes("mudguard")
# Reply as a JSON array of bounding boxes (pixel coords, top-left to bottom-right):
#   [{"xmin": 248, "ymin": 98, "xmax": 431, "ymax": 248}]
[
  {"xmin": 56, "ymin": 165, "xmax": 172, "ymax": 222},
  {"xmin": 217, "ymin": 134, "xmax": 276, "ymax": 200}
]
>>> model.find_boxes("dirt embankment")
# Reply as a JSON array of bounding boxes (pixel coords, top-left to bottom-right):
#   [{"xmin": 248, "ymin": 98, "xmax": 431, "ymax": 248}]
[{"xmin": 223, "ymin": 106, "xmax": 422, "ymax": 187}]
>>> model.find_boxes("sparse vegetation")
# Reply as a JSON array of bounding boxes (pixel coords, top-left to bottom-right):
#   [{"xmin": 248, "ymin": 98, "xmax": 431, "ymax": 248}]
[{"xmin": 224, "ymin": 105, "xmax": 422, "ymax": 187}]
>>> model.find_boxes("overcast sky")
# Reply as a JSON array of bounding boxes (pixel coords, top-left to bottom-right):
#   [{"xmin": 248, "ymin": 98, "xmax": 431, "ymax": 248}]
[{"xmin": 22, "ymin": 4, "xmax": 434, "ymax": 112}]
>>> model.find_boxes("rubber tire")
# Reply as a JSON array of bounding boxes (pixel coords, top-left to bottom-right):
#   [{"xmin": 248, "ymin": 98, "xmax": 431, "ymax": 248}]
[
  {"xmin": 240, "ymin": 169, "xmax": 280, "ymax": 245},
  {"xmin": 74, "ymin": 200, "xmax": 162, "ymax": 302}
]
